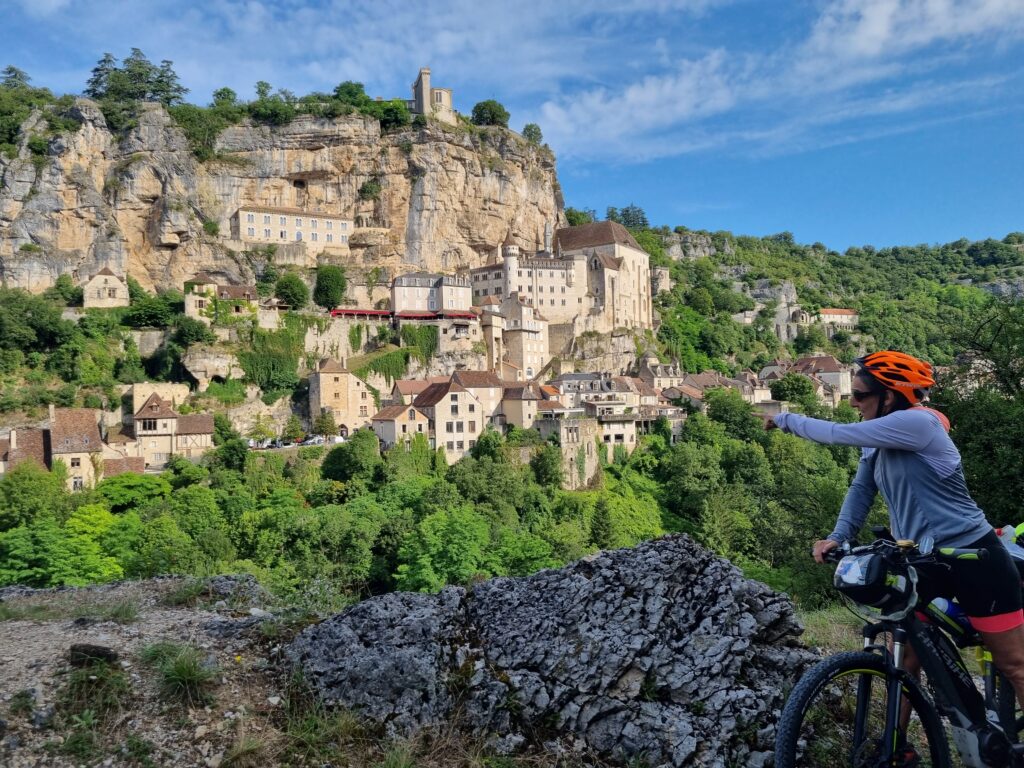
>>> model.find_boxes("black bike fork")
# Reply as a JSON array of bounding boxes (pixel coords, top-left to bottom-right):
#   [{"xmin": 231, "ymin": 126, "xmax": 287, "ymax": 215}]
[{"xmin": 852, "ymin": 626, "xmax": 908, "ymax": 763}]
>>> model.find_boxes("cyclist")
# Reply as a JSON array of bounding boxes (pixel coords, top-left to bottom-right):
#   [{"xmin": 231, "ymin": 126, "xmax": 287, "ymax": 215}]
[{"xmin": 767, "ymin": 350, "xmax": 1024, "ymax": 706}]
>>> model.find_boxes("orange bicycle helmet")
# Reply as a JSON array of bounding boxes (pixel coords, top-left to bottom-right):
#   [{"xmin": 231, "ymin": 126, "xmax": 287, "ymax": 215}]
[{"xmin": 855, "ymin": 351, "xmax": 935, "ymax": 405}]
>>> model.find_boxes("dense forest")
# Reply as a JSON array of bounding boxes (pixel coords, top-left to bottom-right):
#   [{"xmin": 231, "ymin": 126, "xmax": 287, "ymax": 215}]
[{"xmin": 2, "ymin": 56, "xmax": 1024, "ymax": 610}]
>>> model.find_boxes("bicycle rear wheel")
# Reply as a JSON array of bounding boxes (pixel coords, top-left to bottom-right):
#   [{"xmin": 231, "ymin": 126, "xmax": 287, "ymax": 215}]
[{"xmin": 776, "ymin": 651, "xmax": 951, "ymax": 768}]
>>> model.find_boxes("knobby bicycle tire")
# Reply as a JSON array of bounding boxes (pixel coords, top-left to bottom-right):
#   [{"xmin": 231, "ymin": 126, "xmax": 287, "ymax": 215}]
[{"xmin": 775, "ymin": 651, "xmax": 952, "ymax": 768}]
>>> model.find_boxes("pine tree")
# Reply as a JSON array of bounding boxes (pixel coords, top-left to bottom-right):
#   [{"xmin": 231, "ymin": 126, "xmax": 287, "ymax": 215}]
[
  {"xmin": 590, "ymin": 496, "xmax": 614, "ymax": 549},
  {"xmin": 85, "ymin": 53, "xmax": 118, "ymax": 99}
]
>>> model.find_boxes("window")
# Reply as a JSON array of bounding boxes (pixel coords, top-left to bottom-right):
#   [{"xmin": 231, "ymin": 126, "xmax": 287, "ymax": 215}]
[
  {"xmin": 341, "ymin": 222, "xmax": 347, "ymax": 230},
  {"xmin": 359, "ymin": 406, "xmax": 368, "ymax": 416},
  {"xmin": 450, "ymin": 394, "xmax": 458, "ymax": 402},
  {"xmin": 264, "ymin": 215, "xmax": 271, "ymax": 224},
  {"xmin": 311, "ymin": 232, "xmax": 318, "ymax": 242},
  {"xmin": 280, "ymin": 231, "xmax": 287, "ymax": 239},
  {"xmin": 247, "ymin": 226, "xmax": 255, "ymax": 236},
  {"xmin": 469, "ymin": 421, "xmax": 476, "ymax": 433},
  {"xmin": 447, "ymin": 441, "xmax": 455, "ymax": 450},
  {"xmin": 108, "ymin": 288, "xmax": 118, "ymax": 298},
  {"xmin": 196, "ymin": 299, "xmax": 206, "ymax": 309},
  {"xmin": 326, "ymin": 234, "xmax": 333, "ymax": 243},
  {"xmin": 296, "ymin": 232, "xmax": 302, "ymax": 241},
  {"xmin": 326, "ymin": 220, "xmax": 332, "ymax": 230},
  {"xmin": 468, "ymin": 404, "xmax": 475, "ymax": 413},
  {"xmin": 280, "ymin": 216, "xmax": 286, "ymax": 226},
  {"xmin": 417, "ymin": 424, "xmax": 424, "ymax": 432},
  {"xmin": 527, "ymin": 270, "xmax": 532, "ymax": 277},
  {"xmin": 70, "ymin": 457, "xmax": 81, "ymax": 468},
  {"xmin": 295, "ymin": 218, "xmax": 302, "ymax": 227},
  {"xmin": 561, "ymin": 286, "xmax": 566, "ymax": 293},
  {"xmin": 456, "ymin": 440, "xmax": 464, "ymax": 450},
  {"xmin": 264, "ymin": 228, "xmax": 271, "ymax": 238},
  {"xmin": 247, "ymin": 213, "xmax": 255, "ymax": 222},
  {"xmin": 72, "ymin": 477, "xmax": 84, "ymax": 491},
  {"xmin": 408, "ymin": 409, "xmax": 416, "ymax": 420},
  {"xmin": 456, "ymin": 422, "xmax": 464, "ymax": 433},
  {"xmin": 142, "ymin": 419, "xmax": 157, "ymax": 431},
  {"xmin": 341, "ymin": 235, "xmax": 348, "ymax": 243},
  {"xmin": 333, "ymin": 392, "xmax": 340, "ymax": 399},
  {"xmin": 401, "ymin": 424, "xmax": 407, "ymax": 433},
  {"xmin": 446, "ymin": 423, "xmax": 454, "ymax": 433},
  {"xmin": 361, "ymin": 391, "xmax": 367, "ymax": 400},
  {"xmin": 311, "ymin": 219, "xmax": 317, "ymax": 229},
  {"xmin": 451, "ymin": 405, "xmax": 458, "ymax": 416},
  {"xmin": 562, "ymin": 299, "xmax": 566, "ymax": 306}
]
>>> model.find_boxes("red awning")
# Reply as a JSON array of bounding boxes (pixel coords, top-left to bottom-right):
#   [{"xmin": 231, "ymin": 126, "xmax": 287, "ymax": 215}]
[{"xmin": 330, "ymin": 308, "xmax": 391, "ymax": 317}]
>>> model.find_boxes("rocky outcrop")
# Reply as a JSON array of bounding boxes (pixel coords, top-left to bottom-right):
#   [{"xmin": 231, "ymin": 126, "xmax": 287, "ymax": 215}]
[
  {"xmin": 287, "ymin": 535, "xmax": 815, "ymax": 767},
  {"xmin": 1, "ymin": 102, "xmax": 562, "ymax": 293},
  {"xmin": 663, "ymin": 231, "xmax": 721, "ymax": 261}
]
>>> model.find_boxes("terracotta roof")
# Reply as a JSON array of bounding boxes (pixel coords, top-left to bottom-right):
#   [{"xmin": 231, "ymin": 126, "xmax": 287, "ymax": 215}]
[
  {"xmin": 452, "ymin": 370, "xmax": 504, "ymax": 389},
  {"xmin": 93, "ymin": 267, "xmax": 120, "ymax": 278},
  {"xmin": 372, "ymin": 405, "xmax": 427, "ymax": 421},
  {"xmin": 186, "ymin": 272, "xmax": 220, "ymax": 285},
  {"xmin": 632, "ymin": 378, "xmax": 660, "ymax": 397},
  {"xmin": 793, "ymin": 355, "xmax": 844, "ymax": 374},
  {"xmin": 50, "ymin": 409, "xmax": 102, "ymax": 455},
  {"xmin": 217, "ymin": 285, "xmax": 258, "ymax": 300},
  {"xmin": 105, "ymin": 426, "xmax": 136, "ymax": 443},
  {"xmin": 9, "ymin": 428, "xmax": 48, "ymax": 469},
  {"xmin": 554, "ymin": 221, "xmax": 642, "ymax": 253},
  {"xmin": 135, "ymin": 393, "xmax": 179, "ymax": 420},
  {"xmin": 413, "ymin": 381, "xmax": 466, "ymax": 408},
  {"xmin": 479, "ymin": 295, "xmax": 502, "ymax": 306},
  {"xmin": 537, "ymin": 400, "xmax": 568, "ymax": 411},
  {"xmin": 597, "ymin": 253, "xmax": 622, "ymax": 270},
  {"xmin": 104, "ymin": 457, "xmax": 145, "ymax": 477},
  {"xmin": 819, "ymin": 308, "xmax": 857, "ymax": 316},
  {"xmin": 539, "ymin": 385, "xmax": 559, "ymax": 398},
  {"xmin": 502, "ymin": 384, "xmax": 540, "ymax": 401},
  {"xmin": 394, "ymin": 380, "xmax": 431, "ymax": 396},
  {"xmin": 318, "ymin": 358, "xmax": 349, "ymax": 374},
  {"xmin": 176, "ymin": 414, "xmax": 215, "ymax": 435},
  {"xmin": 236, "ymin": 205, "xmax": 351, "ymax": 219}
]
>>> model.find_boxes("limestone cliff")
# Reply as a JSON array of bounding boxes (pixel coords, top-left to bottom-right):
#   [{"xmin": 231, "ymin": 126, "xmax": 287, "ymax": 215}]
[{"xmin": 0, "ymin": 100, "xmax": 563, "ymax": 292}]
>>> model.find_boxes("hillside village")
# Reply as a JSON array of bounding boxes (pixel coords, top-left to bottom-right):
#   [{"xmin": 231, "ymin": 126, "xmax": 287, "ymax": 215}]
[{"xmin": 0, "ymin": 210, "xmax": 860, "ymax": 492}]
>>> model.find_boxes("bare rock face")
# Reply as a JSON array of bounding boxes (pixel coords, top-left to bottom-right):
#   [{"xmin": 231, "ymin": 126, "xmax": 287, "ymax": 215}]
[
  {"xmin": 663, "ymin": 231, "xmax": 723, "ymax": 261},
  {"xmin": 0, "ymin": 101, "xmax": 562, "ymax": 293},
  {"xmin": 287, "ymin": 535, "xmax": 815, "ymax": 767}
]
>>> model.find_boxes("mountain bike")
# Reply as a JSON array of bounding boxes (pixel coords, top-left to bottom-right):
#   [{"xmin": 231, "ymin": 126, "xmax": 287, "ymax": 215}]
[{"xmin": 775, "ymin": 536, "xmax": 1024, "ymax": 767}]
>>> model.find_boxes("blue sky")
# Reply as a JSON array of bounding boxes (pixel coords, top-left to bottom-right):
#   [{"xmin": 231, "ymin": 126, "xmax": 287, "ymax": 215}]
[{"xmin": 3, "ymin": 0, "xmax": 1023, "ymax": 251}]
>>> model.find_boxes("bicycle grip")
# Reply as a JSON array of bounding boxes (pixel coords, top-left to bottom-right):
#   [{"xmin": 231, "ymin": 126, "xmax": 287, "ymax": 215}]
[{"xmin": 938, "ymin": 546, "xmax": 990, "ymax": 561}]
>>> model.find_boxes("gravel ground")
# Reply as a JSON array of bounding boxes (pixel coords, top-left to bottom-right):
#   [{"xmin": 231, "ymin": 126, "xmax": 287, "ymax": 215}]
[{"xmin": 0, "ymin": 579, "xmax": 285, "ymax": 768}]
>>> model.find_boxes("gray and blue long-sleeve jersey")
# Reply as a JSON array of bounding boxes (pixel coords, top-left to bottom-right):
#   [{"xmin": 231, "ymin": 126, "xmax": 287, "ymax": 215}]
[{"xmin": 772, "ymin": 409, "xmax": 990, "ymax": 548}]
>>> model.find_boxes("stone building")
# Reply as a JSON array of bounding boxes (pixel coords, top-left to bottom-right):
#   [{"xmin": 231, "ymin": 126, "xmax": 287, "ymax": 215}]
[
  {"xmin": 183, "ymin": 273, "xmax": 258, "ymax": 326},
  {"xmin": 406, "ymin": 67, "xmax": 458, "ymax": 126},
  {"xmin": 636, "ymin": 351, "xmax": 685, "ymax": 390},
  {"xmin": 412, "ymin": 380, "xmax": 484, "ymax": 463},
  {"xmin": 232, "ymin": 205, "xmax": 353, "ymax": 248},
  {"xmin": 49, "ymin": 407, "xmax": 103, "ymax": 491},
  {"xmin": 371, "ymin": 405, "xmax": 431, "ymax": 449},
  {"xmin": 82, "ymin": 267, "xmax": 129, "ymax": 308},
  {"xmin": 479, "ymin": 293, "xmax": 550, "ymax": 380},
  {"xmin": 132, "ymin": 394, "xmax": 214, "ymax": 468},
  {"xmin": 818, "ymin": 308, "xmax": 859, "ymax": 337},
  {"xmin": 391, "ymin": 272, "xmax": 472, "ymax": 314},
  {"xmin": 535, "ymin": 416, "xmax": 601, "ymax": 490},
  {"xmin": 651, "ymin": 266, "xmax": 673, "ymax": 296},
  {"xmin": 308, "ymin": 358, "xmax": 373, "ymax": 436},
  {"xmin": 469, "ymin": 221, "xmax": 654, "ymax": 351}
]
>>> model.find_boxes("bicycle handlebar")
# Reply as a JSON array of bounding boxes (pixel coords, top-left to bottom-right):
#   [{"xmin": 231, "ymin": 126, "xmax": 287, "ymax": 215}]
[{"xmin": 821, "ymin": 539, "xmax": 990, "ymax": 565}]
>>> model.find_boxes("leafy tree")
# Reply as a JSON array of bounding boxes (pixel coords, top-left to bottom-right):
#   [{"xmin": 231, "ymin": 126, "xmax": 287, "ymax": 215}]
[
  {"xmin": 0, "ymin": 288, "xmax": 75, "ymax": 354},
  {"xmin": 313, "ymin": 265, "xmax": 347, "ymax": 309},
  {"xmin": 96, "ymin": 472, "xmax": 171, "ymax": 514},
  {"xmin": 395, "ymin": 506, "xmax": 493, "ymax": 591},
  {"xmin": 43, "ymin": 274, "xmax": 82, "ymax": 306},
  {"xmin": 0, "ymin": 462, "xmax": 69, "ymax": 531},
  {"xmin": 213, "ymin": 413, "xmax": 240, "ymax": 446},
  {"xmin": 282, "ymin": 415, "xmax": 305, "ymax": 443},
  {"xmin": 564, "ymin": 207, "xmax": 596, "ymax": 227},
  {"xmin": 590, "ymin": 496, "xmax": 614, "ymax": 549},
  {"xmin": 470, "ymin": 428, "xmax": 504, "ymax": 461},
  {"xmin": 770, "ymin": 372, "xmax": 816, "ymax": 402},
  {"xmin": 522, "ymin": 123, "xmax": 542, "ymax": 144},
  {"xmin": 313, "ymin": 410, "xmax": 339, "ymax": 437},
  {"xmin": 275, "ymin": 273, "xmax": 308, "ymax": 310},
  {"xmin": 471, "ymin": 100, "xmax": 510, "ymax": 127},
  {"xmin": 214, "ymin": 438, "xmax": 249, "ymax": 472},
  {"xmin": 704, "ymin": 387, "xmax": 766, "ymax": 445},
  {"xmin": 530, "ymin": 444, "xmax": 564, "ymax": 487},
  {"xmin": 254, "ymin": 81, "xmax": 272, "ymax": 100},
  {"xmin": 247, "ymin": 415, "xmax": 277, "ymax": 443},
  {"xmin": 322, "ymin": 430, "xmax": 381, "ymax": 484},
  {"xmin": 619, "ymin": 204, "xmax": 649, "ymax": 229},
  {"xmin": 123, "ymin": 296, "xmax": 173, "ymax": 328},
  {"xmin": 173, "ymin": 316, "xmax": 215, "ymax": 346},
  {"xmin": 793, "ymin": 324, "xmax": 828, "ymax": 355}
]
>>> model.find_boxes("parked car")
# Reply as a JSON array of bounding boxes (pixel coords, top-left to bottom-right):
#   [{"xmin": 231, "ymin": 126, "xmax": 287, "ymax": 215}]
[{"xmin": 300, "ymin": 435, "xmax": 325, "ymax": 446}]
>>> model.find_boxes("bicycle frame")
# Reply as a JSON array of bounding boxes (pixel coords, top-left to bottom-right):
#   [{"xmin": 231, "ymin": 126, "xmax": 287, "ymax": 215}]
[{"xmin": 859, "ymin": 610, "xmax": 1013, "ymax": 767}]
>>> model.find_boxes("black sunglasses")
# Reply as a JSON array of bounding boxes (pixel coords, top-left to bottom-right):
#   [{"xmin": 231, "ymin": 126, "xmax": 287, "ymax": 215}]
[{"xmin": 850, "ymin": 389, "xmax": 876, "ymax": 402}]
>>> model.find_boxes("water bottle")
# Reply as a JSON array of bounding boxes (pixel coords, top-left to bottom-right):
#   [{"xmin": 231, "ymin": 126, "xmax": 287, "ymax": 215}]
[
  {"xmin": 996, "ymin": 525, "xmax": 1024, "ymax": 563},
  {"xmin": 930, "ymin": 597, "xmax": 973, "ymax": 633}
]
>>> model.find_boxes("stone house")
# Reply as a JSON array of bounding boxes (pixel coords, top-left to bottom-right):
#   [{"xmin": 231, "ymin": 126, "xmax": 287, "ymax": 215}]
[
  {"xmin": 49, "ymin": 407, "xmax": 103, "ymax": 491},
  {"xmin": 500, "ymin": 384, "xmax": 541, "ymax": 430},
  {"xmin": 479, "ymin": 293, "xmax": 550, "ymax": 380},
  {"xmin": 133, "ymin": 394, "xmax": 214, "ymax": 468},
  {"xmin": 412, "ymin": 380, "xmax": 485, "ymax": 463},
  {"xmin": 391, "ymin": 272, "xmax": 472, "ymax": 314},
  {"xmin": 636, "ymin": 351, "xmax": 685, "ymax": 390},
  {"xmin": 450, "ymin": 371, "xmax": 506, "ymax": 430},
  {"xmin": 183, "ymin": 273, "xmax": 258, "ymax": 326},
  {"xmin": 535, "ymin": 417, "xmax": 601, "ymax": 491},
  {"xmin": 371, "ymin": 405, "xmax": 431, "ymax": 450},
  {"xmin": 232, "ymin": 205, "xmax": 353, "ymax": 249},
  {"xmin": 388, "ymin": 377, "xmax": 449, "ymax": 406},
  {"xmin": 818, "ymin": 308, "xmax": 859, "ymax": 335},
  {"xmin": 791, "ymin": 355, "xmax": 853, "ymax": 397},
  {"xmin": 308, "ymin": 358, "xmax": 374, "ymax": 436},
  {"xmin": 82, "ymin": 267, "xmax": 129, "ymax": 308}
]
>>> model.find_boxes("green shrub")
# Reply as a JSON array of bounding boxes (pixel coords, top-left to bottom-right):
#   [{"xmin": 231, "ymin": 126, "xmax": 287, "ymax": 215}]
[
  {"xmin": 18, "ymin": 242, "xmax": 42, "ymax": 252},
  {"xmin": 140, "ymin": 642, "xmax": 219, "ymax": 706},
  {"xmin": 358, "ymin": 178, "xmax": 381, "ymax": 201},
  {"xmin": 202, "ymin": 219, "xmax": 220, "ymax": 236},
  {"xmin": 204, "ymin": 378, "xmax": 247, "ymax": 406}
]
